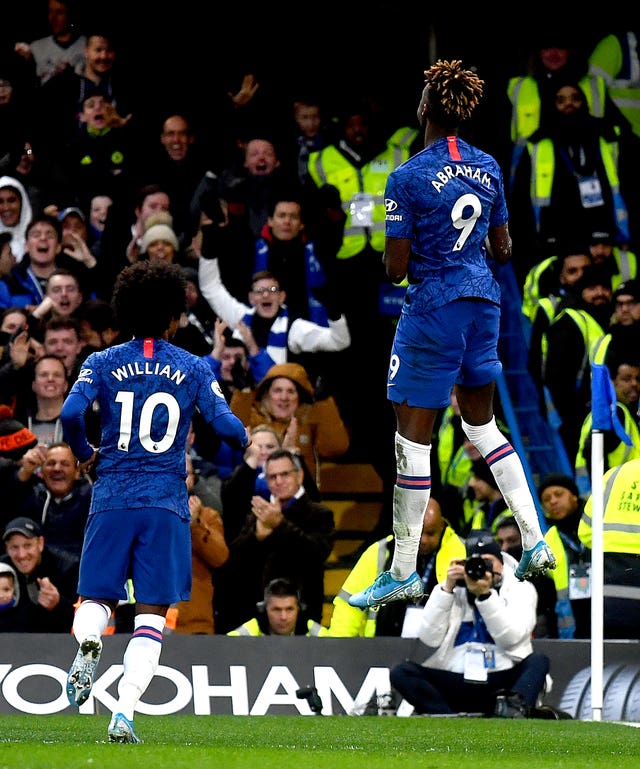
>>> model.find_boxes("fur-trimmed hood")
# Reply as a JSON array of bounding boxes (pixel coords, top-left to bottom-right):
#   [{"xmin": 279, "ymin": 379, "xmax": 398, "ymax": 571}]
[{"xmin": 254, "ymin": 362, "xmax": 315, "ymax": 403}]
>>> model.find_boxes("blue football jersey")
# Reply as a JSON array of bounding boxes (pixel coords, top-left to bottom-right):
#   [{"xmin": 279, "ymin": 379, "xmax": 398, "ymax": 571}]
[
  {"xmin": 384, "ymin": 135, "xmax": 508, "ymax": 314},
  {"xmin": 62, "ymin": 337, "xmax": 247, "ymax": 518}
]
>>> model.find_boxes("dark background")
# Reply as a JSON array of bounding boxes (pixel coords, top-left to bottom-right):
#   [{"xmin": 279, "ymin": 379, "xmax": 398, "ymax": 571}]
[{"xmin": 1, "ymin": 1, "xmax": 623, "ymax": 145}]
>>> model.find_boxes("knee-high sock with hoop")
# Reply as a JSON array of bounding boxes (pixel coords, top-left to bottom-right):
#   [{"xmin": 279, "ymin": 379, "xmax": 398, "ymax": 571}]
[
  {"xmin": 461, "ymin": 417, "xmax": 543, "ymax": 549},
  {"xmin": 389, "ymin": 432, "xmax": 431, "ymax": 581},
  {"xmin": 114, "ymin": 613, "xmax": 165, "ymax": 721}
]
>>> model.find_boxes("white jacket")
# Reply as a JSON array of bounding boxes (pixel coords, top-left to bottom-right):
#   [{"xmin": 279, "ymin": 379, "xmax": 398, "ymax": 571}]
[
  {"xmin": 0, "ymin": 176, "xmax": 33, "ymax": 262},
  {"xmin": 418, "ymin": 552, "xmax": 537, "ymax": 672},
  {"xmin": 198, "ymin": 257, "xmax": 350, "ymax": 355}
]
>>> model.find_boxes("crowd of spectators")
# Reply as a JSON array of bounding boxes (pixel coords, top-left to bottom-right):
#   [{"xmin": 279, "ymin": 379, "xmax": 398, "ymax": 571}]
[{"xmin": 1, "ymin": 6, "xmax": 639, "ymax": 668}]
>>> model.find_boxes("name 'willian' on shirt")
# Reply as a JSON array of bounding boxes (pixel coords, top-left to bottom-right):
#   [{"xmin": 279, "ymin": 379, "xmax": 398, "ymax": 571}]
[
  {"xmin": 110, "ymin": 361, "xmax": 187, "ymax": 384},
  {"xmin": 431, "ymin": 163, "xmax": 493, "ymax": 193}
]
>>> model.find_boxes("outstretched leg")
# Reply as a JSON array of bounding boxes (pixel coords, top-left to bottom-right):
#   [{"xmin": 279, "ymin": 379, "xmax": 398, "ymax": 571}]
[
  {"xmin": 457, "ymin": 383, "xmax": 556, "ymax": 580},
  {"xmin": 348, "ymin": 404, "xmax": 436, "ymax": 608}
]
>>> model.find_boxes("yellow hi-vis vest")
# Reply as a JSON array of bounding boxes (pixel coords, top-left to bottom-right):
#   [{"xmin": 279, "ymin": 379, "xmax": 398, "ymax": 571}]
[
  {"xmin": 463, "ymin": 501, "xmax": 513, "ymax": 535},
  {"xmin": 507, "ymin": 73, "xmax": 607, "ymax": 188},
  {"xmin": 307, "ymin": 127, "xmax": 417, "ymax": 259},
  {"xmin": 527, "ymin": 136, "xmax": 628, "ymax": 240},
  {"xmin": 227, "ymin": 618, "xmax": 328, "ymax": 636},
  {"xmin": 522, "ymin": 255, "xmax": 558, "ymax": 322},
  {"xmin": 437, "ymin": 405, "xmax": 473, "ymax": 489},
  {"xmin": 579, "ymin": 458, "xmax": 640, "ymax": 557},
  {"xmin": 326, "ymin": 527, "xmax": 466, "ymax": 638},
  {"xmin": 541, "ymin": 307, "xmax": 606, "ymax": 389},
  {"xmin": 589, "ymin": 32, "xmax": 640, "ymax": 140},
  {"xmin": 574, "ymin": 403, "xmax": 640, "ymax": 494},
  {"xmin": 544, "ymin": 525, "xmax": 575, "ymax": 638},
  {"xmin": 610, "ymin": 247, "xmax": 638, "ymax": 291}
]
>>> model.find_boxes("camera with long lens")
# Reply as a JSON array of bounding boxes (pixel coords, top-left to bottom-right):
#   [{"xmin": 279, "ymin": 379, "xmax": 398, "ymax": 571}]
[
  {"xmin": 465, "ymin": 553, "xmax": 493, "ymax": 580},
  {"xmin": 456, "ymin": 554, "xmax": 494, "ymax": 585}
]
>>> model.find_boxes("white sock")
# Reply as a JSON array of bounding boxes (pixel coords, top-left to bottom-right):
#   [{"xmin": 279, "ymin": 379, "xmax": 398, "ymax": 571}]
[
  {"xmin": 461, "ymin": 417, "xmax": 543, "ymax": 549},
  {"xmin": 390, "ymin": 432, "xmax": 431, "ymax": 580},
  {"xmin": 72, "ymin": 600, "xmax": 111, "ymax": 644},
  {"xmin": 114, "ymin": 613, "xmax": 165, "ymax": 721}
]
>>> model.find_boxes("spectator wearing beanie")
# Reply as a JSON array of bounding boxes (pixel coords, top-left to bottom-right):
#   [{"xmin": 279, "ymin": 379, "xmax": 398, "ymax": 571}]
[
  {"xmin": 0, "ymin": 411, "xmax": 38, "ymax": 531},
  {"xmin": 538, "ymin": 473, "xmax": 590, "ymax": 639},
  {"xmin": 0, "ymin": 412, "xmax": 38, "ymax": 464},
  {"xmin": 138, "ymin": 212, "xmax": 183, "ymax": 265}
]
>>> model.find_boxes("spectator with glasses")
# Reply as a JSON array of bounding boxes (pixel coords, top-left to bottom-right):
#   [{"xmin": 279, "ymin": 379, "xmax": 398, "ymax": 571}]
[
  {"xmin": 198, "ymin": 260, "xmax": 350, "ymax": 383},
  {"xmin": 213, "ymin": 448, "xmax": 334, "ymax": 633}
]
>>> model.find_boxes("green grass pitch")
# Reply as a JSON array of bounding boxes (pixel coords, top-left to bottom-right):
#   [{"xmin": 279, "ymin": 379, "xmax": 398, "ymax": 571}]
[{"xmin": 1, "ymin": 714, "xmax": 638, "ymax": 769}]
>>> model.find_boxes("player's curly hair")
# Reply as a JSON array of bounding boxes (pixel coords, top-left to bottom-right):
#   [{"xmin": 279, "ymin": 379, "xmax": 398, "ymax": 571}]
[
  {"xmin": 423, "ymin": 59, "xmax": 484, "ymax": 129},
  {"xmin": 112, "ymin": 261, "xmax": 186, "ymax": 339}
]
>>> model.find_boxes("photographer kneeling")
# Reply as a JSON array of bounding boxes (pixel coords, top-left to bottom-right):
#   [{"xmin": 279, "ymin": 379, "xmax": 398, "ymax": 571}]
[{"xmin": 390, "ymin": 529, "xmax": 550, "ymax": 717}]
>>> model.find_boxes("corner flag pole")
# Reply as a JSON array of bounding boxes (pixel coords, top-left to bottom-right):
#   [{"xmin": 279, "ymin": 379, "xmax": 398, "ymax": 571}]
[
  {"xmin": 589, "ymin": 363, "xmax": 633, "ymax": 721},
  {"xmin": 589, "ymin": 428, "xmax": 604, "ymax": 722}
]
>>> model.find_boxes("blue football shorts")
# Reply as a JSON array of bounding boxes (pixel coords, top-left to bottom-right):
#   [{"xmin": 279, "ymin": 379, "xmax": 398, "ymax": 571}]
[
  {"xmin": 387, "ymin": 299, "xmax": 502, "ymax": 409},
  {"xmin": 77, "ymin": 507, "xmax": 192, "ymax": 605}
]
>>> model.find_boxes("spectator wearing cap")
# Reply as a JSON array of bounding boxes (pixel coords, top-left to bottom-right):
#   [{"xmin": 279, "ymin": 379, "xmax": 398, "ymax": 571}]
[
  {"xmin": 1, "ymin": 515, "xmax": 79, "ymax": 632},
  {"xmin": 543, "ymin": 263, "xmax": 614, "ymax": 463},
  {"xmin": 588, "ymin": 229, "xmax": 637, "ymax": 293},
  {"xmin": 538, "ymin": 474, "xmax": 591, "ymax": 639},
  {"xmin": 53, "ymin": 206, "xmax": 99, "ymax": 298},
  {"xmin": 389, "ymin": 528, "xmax": 550, "ymax": 717},
  {"xmin": 57, "ymin": 206, "xmax": 87, "ymax": 246}
]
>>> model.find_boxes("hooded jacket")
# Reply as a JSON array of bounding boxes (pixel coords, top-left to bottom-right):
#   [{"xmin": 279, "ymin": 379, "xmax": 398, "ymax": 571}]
[
  {"xmin": 0, "ymin": 175, "xmax": 32, "ymax": 262},
  {"xmin": 0, "ymin": 561, "xmax": 20, "ymax": 632},
  {"xmin": 0, "ymin": 561, "xmax": 19, "ymax": 604},
  {"xmin": 229, "ymin": 362, "xmax": 349, "ymax": 486}
]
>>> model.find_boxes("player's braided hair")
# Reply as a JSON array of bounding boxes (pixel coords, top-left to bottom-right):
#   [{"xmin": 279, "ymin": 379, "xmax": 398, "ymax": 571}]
[{"xmin": 423, "ymin": 59, "xmax": 484, "ymax": 129}]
